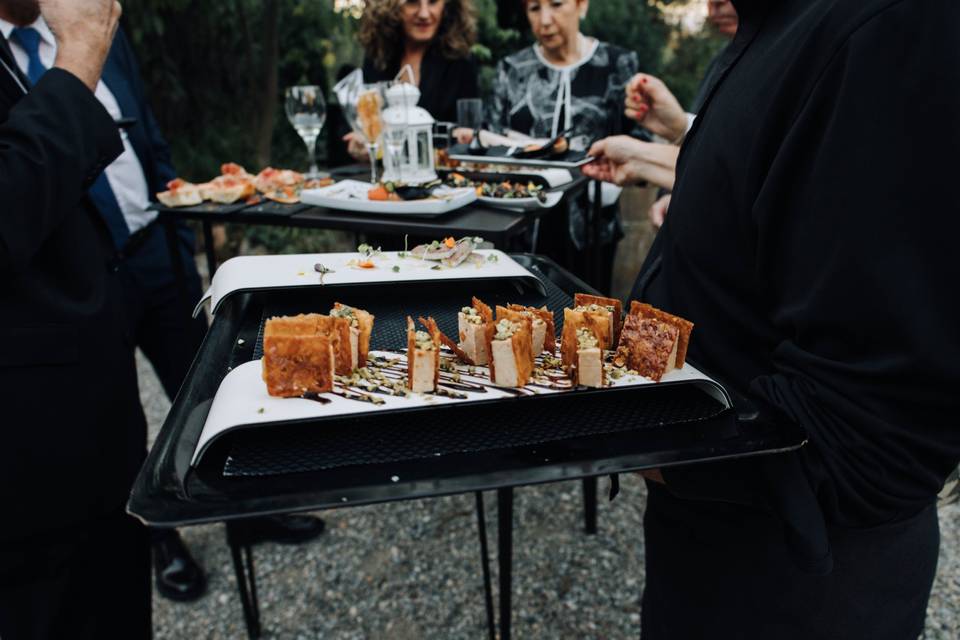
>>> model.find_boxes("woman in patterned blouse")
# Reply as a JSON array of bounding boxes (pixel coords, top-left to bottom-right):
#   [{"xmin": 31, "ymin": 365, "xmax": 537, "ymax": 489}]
[{"xmin": 488, "ymin": 0, "xmax": 641, "ymax": 292}]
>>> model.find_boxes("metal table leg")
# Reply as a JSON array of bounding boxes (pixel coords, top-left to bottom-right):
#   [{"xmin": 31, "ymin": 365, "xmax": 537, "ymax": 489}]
[
  {"xmin": 474, "ymin": 492, "xmax": 496, "ymax": 640},
  {"xmin": 582, "ymin": 476, "xmax": 598, "ymax": 535},
  {"xmin": 202, "ymin": 220, "xmax": 218, "ymax": 278},
  {"xmin": 226, "ymin": 522, "xmax": 262, "ymax": 640},
  {"xmin": 497, "ymin": 487, "xmax": 515, "ymax": 640}
]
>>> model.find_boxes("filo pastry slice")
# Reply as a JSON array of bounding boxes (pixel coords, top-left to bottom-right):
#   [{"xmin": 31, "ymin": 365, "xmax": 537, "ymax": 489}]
[
  {"xmin": 458, "ymin": 297, "xmax": 493, "ymax": 365},
  {"xmin": 330, "ymin": 303, "xmax": 375, "ymax": 369},
  {"xmin": 261, "ymin": 314, "xmax": 336, "ymax": 396},
  {"xmin": 407, "ymin": 316, "xmax": 441, "ymax": 393},
  {"xmin": 484, "ymin": 317, "xmax": 534, "ymax": 388},
  {"xmin": 561, "ymin": 307, "xmax": 609, "ymax": 384},
  {"xmin": 506, "ymin": 304, "xmax": 556, "ymax": 356},
  {"xmin": 573, "ymin": 293, "xmax": 623, "ymax": 346}
]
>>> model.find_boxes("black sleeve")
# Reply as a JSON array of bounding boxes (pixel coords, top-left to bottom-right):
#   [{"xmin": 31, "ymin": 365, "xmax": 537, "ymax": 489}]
[
  {"xmin": 0, "ymin": 69, "xmax": 123, "ymax": 275},
  {"xmin": 663, "ymin": 0, "xmax": 960, "ymax": 566}
]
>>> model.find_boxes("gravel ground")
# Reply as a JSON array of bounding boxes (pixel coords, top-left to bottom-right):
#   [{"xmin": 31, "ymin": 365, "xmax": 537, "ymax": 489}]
[{"xmin": 138, "ymin": 353, "xmax": 960, "ymax": 639}]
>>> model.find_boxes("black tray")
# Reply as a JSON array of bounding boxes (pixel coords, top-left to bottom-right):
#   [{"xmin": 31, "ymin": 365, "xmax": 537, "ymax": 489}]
[{"xmin": 128, "ymin": 255, "xmax": 805, "ymax": 527}]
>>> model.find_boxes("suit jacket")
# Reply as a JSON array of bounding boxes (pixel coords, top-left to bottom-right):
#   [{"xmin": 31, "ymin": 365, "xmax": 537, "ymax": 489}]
[{"xmin": 0, "ymin": 37, "xmax": 147, "ymax": 545}]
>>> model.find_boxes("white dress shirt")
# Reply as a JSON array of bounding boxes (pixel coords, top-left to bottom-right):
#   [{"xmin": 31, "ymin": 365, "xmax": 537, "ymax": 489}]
[{"xmin": 1, "ymin": 16, "xmax": 156, "ymax": 234}]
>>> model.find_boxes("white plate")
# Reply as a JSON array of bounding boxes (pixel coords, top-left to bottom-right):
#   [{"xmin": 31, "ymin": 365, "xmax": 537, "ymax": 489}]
[
  {"xmin": 301, "ymin": 180, "xmax": 477, "ymax": 217},
  {"xmin": 479, "ymin": 191, "xmax": 563, "ymax": 212},
  {"xmin": 191, "ymin": 354, "xmax": 730, "ymax": 467},
  {"xmin": 194, "ymin": 250, "xmax": 546, "ymax": 316}
]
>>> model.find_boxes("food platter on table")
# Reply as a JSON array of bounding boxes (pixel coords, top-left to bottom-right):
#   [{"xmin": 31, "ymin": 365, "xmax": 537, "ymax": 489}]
[{"xmin": 300, "ymin": 179, "xmax": 476, "ymax": 217}]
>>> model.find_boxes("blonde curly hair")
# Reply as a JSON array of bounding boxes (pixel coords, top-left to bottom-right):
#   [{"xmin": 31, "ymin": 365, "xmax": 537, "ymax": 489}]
[{"xmin": 358, "ymin": 0, "xmax": 478, "ymax": 71}]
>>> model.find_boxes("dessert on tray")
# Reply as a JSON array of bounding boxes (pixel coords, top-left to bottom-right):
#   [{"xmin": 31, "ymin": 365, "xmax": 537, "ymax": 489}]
[
  {"xmin": 506, "ymin": 304, "xmax": 556, "ymax": 356},
  {"xmin": 329, "ymin": 303, "xmax": 375, "ymax": 370},
  {"xmin": 573, "ymin": 293, "xmax": 623, "ymax": 346},
  {"xmin": 458, "ymin": 297, "xmax": 492, "ymax": 365},
  {"xmin": 261, "ymin": 314, "xmax": 336, "ymax": 397},
  {"xmin": 573, "ymin": 326, "xmax": 604, "ymax": 388},
  {"xmin": 561, "ymin": 307, "xmax": 610, "ymax": 383},
  {"xmin": 615, "ymin": 303, "xmax": 694, "ymax": 382},
  {"xmin": 407, "ymin": 316, "xmax": 441, "ymax": 393},
  {"xmin": 485, "ymin": 315, "xmax": 534, "ymax": 388}
]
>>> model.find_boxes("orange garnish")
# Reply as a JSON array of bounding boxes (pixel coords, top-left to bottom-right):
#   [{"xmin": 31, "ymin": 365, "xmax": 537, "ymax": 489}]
[
  {"xmin": 357, "ymin": 260, "xmax": 376, "ymax": 269},
  {"xmin": 368, "ymin": 185, "xmax": 389, "ymax": 201},
  {"xmin": 444, "ymin": 237, "xmax": 456, "ymax": 248}
]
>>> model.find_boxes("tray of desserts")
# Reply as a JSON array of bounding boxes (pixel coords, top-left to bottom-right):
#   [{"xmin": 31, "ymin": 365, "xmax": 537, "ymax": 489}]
[{"xmin": 128, "ymin": 255, "xmax": 806, "ymax": 527}]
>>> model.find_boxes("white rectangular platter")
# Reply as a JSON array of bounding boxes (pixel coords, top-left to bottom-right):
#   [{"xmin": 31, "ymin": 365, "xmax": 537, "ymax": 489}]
[
  {"xmin": 191, "ymin": 352, "xmax": 730, "ymax": 467},
  {"xmin": 301, "ymin": 180, "xmax": 477, "ymax": 216},
  {"xmin": 196, "ymin": 250, "xmax": 545, "ymax": 316}
]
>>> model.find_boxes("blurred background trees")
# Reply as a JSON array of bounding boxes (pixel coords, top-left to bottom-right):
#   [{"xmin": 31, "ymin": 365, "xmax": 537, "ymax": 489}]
[{"xmin": 123, "ymin": 0, "xmax": 726, "ymax": 181}]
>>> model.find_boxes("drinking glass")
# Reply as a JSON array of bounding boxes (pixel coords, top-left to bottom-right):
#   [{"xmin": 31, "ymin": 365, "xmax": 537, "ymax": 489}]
[
  {"xmin": 456, "ymin": 98, "xmax": 484, "ymax": 131},
  {"xmin": 285, "ymin": 85, "xmax": 326, "ymax": 179},
  {"xmin": 356, "ymin": 83, "xmax": 387, "ymax": 184}
]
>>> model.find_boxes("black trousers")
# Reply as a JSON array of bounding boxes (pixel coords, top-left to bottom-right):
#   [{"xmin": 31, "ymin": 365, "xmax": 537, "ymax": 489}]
[
  {"xmin": 640, "ymin": 484, "xmax": 940, "ymax": 639},
  {"xmin": 0, "ymin": 508, "xmax": 151, "ymax": 640}
]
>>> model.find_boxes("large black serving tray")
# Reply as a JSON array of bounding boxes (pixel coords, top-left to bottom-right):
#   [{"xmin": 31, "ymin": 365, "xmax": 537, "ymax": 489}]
[{"xmin": 128, "ymin": 255, "xmax": 806, "ymax": 527}]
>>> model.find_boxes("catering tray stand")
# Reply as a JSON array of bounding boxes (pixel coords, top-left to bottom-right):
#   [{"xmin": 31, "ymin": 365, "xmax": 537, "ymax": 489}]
[{"xmin": 128, "ymin": 255, "xmax": 805, "ymax": 639}]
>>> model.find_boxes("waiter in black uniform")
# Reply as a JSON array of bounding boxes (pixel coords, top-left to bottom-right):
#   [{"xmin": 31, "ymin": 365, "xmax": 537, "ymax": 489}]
[
  {"xmin": 0, "ymin": 0, "xmax": 151, "ymax": 638},
  {"xmin": 587, "ymin": 0, "xmax": 960, "ymax": 638}
]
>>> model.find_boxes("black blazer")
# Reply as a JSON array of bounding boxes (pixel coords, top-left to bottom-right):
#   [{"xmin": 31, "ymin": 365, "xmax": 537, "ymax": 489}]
[{"xmin": 0, "ymin": 39, "xmax": 147, "ymax": 544}]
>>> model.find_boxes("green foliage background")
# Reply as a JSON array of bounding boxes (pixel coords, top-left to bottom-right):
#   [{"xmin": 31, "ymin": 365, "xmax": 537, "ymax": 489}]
[{"xmin": 121, "ymin": 0, "xmax": 726, "ymax": 254}]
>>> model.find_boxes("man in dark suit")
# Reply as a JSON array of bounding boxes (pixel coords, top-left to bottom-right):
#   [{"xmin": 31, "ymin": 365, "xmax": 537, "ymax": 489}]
[
  {"xmin": 0, "ymin": 1, "xmax": 152, "ymax": 637},
  {"xmin": 1, "ymin": 0, "xmax": 327, "ymax": 605}
]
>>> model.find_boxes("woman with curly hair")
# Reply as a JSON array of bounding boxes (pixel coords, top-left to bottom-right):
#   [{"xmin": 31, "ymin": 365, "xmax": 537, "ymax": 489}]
[{"xmin": 345, "ymin": 0, "xmax": 480, "ymax": 160}]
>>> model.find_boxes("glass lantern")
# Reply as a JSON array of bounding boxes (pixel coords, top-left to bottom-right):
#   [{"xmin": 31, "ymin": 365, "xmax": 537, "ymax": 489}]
[{"xmin": 381, "ymin": 83, "xmax": 437, "ymax": 184}]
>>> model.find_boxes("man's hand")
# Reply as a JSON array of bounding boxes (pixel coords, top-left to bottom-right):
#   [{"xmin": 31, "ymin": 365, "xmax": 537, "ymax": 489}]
[
  {"xmin": 39, "ymin": 0, "xmax": 121, "ymax": 91},
  {"xmin": 582, "ymin": 136, "xmax": 680, "ymax": 190},
  {"xmin": 648, "ymin": 194, "xmax": 671, "ymax": 228},
  {"xmin": 624, "ymin": 73, "xmax": 688, "ymax": 143}
]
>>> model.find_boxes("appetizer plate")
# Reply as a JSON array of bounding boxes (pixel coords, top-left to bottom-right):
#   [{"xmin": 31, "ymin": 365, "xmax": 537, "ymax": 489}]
[
  {"xmin": 479, "ymin": 191, "xmax": 564, "ymax": 212},
  {"xmin": 301, "ymin": 180, "xmax": 477, "ymax": 217},
  {"xmin": 194, "ymin": 250, "xmax": 547, "ymax": 316}
]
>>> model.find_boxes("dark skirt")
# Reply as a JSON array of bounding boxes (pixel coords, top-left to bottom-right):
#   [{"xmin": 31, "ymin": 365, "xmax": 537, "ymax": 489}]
[{"xmin": 641, "ymin": 484, "xmax": 939, "ymax": 640}]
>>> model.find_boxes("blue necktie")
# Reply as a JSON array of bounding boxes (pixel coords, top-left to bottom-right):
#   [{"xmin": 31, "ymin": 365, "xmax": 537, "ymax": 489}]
[{"xmin": 10, "ymin": 26, "xmax": 130, "ymax": 249}]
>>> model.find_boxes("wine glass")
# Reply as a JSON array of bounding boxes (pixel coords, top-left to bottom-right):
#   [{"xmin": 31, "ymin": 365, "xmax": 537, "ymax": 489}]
[
  {"xmin": 285, "ymin": 85, "xmax": 326, "ymax": 179},
  {"xmin": 356, "ymin": 83, "xmax": 387, "ymax": 184}
]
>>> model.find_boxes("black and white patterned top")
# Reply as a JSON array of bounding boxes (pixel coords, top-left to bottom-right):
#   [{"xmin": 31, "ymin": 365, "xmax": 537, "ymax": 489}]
[
  {"xmin": 489, "ymin": 40, "xmax": 638, "ymax": 153},
  {"xmin": 488, "ymin": 40, "xmax": 639, "ymax": 248}
]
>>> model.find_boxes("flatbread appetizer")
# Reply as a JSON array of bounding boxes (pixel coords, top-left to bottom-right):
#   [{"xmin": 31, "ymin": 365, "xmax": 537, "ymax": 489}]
[
  {"xmin": 573, "ymin": 293, "xmax": 623, "ymax": 346},
  {"xmin": 156, "ymin": 178, "xmax": 203, "ymax": 208},
  {"xmin": 458, "ymin": 297, "xmax": 493, "ymax": 365}
]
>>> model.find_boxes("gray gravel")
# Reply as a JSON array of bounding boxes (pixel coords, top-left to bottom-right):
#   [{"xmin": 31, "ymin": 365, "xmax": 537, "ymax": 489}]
[{"xmin": 138, "ymin": 352, "xmax": 960, "ymax": 639}]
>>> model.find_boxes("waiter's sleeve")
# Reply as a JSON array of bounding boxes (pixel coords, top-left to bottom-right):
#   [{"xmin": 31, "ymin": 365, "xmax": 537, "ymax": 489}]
[
  {"xmin": 663, "ymin": 0, "xmax": 960, "ymax": 568},
  {"xmin": 0, "ymin": 68, "xmax": 123, "ymax": 275}
]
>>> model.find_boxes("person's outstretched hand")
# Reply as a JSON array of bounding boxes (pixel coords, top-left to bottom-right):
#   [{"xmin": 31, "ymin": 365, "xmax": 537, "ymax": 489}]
[
  {"xmin": 40, "ymin": 0, "xmax": 122, "ymax": 91},
  {"xmin": 648, "ymin": 193, "xmax": 671, "ymax": 228},
  {"xmin": 582, "ymin": 136, "xmax": 680, "ymax": 190},
  {"xmin": 624, "ymin": 73, "xmax": 687, "ymax": 143}
]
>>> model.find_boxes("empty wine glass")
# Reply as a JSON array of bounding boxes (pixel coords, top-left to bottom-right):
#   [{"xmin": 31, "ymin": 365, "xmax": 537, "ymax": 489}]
[{"xmin": 286, "ymin": 85, "xmax": 326, "ymax": 179}]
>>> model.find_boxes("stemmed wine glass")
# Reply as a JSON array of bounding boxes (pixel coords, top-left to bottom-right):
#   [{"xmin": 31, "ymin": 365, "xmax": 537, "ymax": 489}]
[
  {"xmin": 356, "ymin": 83, "xmax": 386, "ymax": 184},
  {"xmin": 285, "ymin": 85, "xmax": 326, "ymax": 179}
]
